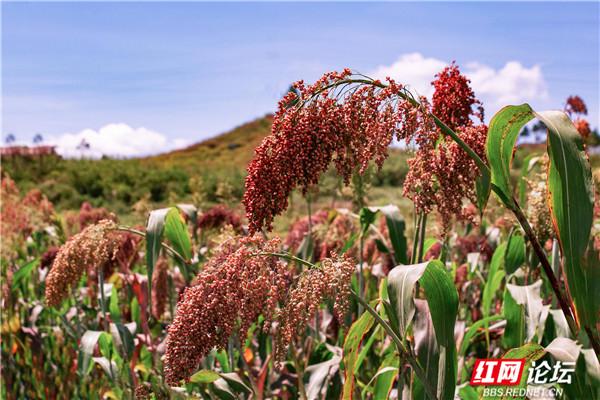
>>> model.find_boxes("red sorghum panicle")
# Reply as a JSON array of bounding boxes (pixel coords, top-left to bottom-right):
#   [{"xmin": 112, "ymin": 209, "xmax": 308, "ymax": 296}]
[
  {"xmin": 431, "ymin": 62, "xmax": 483, "ymax": 130},
  {"xmin": 565, "ymin": 95, "xmax": 588, "ymax": 116},
  {"xmin": 403, "ymin": 124, "xmax": 488, "ymax": 234},
  {"xmin": 574, "ymin": 118, "xmax": 591, "ymax": 139},
  {"xmin": 151, "ymin": 257, "xmax": 169, "ymax": 320},
  {"xmin": 274, "ymin": 253, "xmax": 354, "ymax": 362},
  {"xmin": 243, "ymin": 70, "xmax": 434, "ymax": 233},
  {"xmin": 45, "ymin": 219, "xmax": 120, "ymax": 307},
  {"xmin": 197, "ymin": 204, "xmax": 243, "ymax": 233},
  {"xmin": 404, "ymin": 64, "xmax": 488, "ymax": 234},
  {"xmin": 163, "ymin": 236, "xmax": 290, "ymax": 385}
]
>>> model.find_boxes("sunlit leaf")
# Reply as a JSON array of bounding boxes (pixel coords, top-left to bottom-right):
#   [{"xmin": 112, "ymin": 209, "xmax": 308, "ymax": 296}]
[
  {"xmin": 189, "ymin": 369, "xmax": 221, "ymax": 384},
  {"xmin": 486, "ymin": 104, "xmax": 535, "ymax": 204},
  {"xmin": 164, "ymin": 207, "xmax": 192, "ymax": 261}
]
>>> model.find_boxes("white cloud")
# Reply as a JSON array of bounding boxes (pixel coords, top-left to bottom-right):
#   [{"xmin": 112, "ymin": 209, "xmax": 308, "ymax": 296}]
[
  {"xmin": 47, "ymin": 123, "xmax": 189, "ymax": 158},
  {"xmin": 370, "ymin": 53, "xmax": 446, "ymax": 97},
  {"xmin": 369, "ymin": 53, "xmax": 548, "ymax": 112},
  {"xmin": 465, "ymin": 61, "xmax": 548, "ymax": 106}
]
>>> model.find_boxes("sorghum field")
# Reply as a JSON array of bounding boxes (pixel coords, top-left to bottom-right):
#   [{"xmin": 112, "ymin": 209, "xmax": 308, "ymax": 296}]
[{"xmin": 2, "ymin": 64, "xmax": 600, "ymax": 400}]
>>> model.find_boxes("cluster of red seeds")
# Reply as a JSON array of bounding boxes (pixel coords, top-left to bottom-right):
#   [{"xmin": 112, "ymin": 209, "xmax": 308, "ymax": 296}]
[
  {"xmin": 163, "ymin": 236, "xmax": 290, "ymax": 385},
  {"xmin": 564, "ymin": 95, "xmax": 592, "ymax": 139},
  {"xmin": 431, "ymin": 62, "xmax": 483, "ymax": 130},
  {"xmin": 273, "ymin": 253, "xmax": 354, "ymax": 362},
  {"xmin": 197, "ymin": 204, "xmax": 243, "ymax": 233},
  {"xmin": 403, "ymin": 124, "xmax": 488, "ymax": 234},
  {"xmin": 565, "ymin": 95, "xmax": 588, "ymax": 116},
  {"xmin": 243, "ymin": 69, "xmax": 432, "ymax": 233},
  {"xmin": 403, "ymin": 64, "xmax": 488, "ymax": 234}
]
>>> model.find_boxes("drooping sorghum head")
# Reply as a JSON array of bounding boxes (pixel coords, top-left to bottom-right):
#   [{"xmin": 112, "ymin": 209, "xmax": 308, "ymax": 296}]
[
  {"xmin": 565, "ymin": 95, "xmax": 588, "ymax": 116},
  {"xmin": 163, "ymin": 236, "xmax": 290, "ymax": 385},
  {"xmin": 151, "ymin": 257, "xmax": 170, "ymax": 320},
  {"xmin": 197, "ymin": 204, "xmax": 243, "ymax": 233},
  {"xmin": 274, "ymin": 253, "xmax": 354, "ymax": 362},
  {"xmin": 431, "ymin": 62, "xmax": 484, "ymax": 130},
  {"xmin": 401, "ymin": 63, "xmax": 488, "ymax": 234},
  {"xmin": 45, "ymin": 219, "xmax": 121, "ymax": 307},
  {"xmin": 403, "ymin": 124, "xmax": 488, "ymax": 234},
  {"xmin": 243, "ymin": 70, "xmax": 435, "ymax": 233}
]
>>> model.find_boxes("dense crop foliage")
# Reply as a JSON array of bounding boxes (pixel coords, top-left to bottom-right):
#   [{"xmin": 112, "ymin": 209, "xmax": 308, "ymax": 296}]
[{"xmin": 2, "ymin": 64, "xmax": 599, "ymax": 400}]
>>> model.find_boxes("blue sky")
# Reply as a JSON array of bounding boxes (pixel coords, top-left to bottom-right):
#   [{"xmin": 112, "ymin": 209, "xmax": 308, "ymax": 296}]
[{"xmin": 2, "ymin": 2, "xmax": 599, "ymax": 157}]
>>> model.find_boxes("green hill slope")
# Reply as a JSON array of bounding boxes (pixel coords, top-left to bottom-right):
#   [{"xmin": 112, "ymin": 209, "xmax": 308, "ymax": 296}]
[{"xmin": 143, "ymin": 115, "xmax": 273, "ymax": 173}]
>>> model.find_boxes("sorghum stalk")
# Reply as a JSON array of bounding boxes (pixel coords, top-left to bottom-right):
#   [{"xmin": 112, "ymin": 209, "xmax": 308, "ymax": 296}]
[
  {"xmin": 417, "ymin": 213, "xmax": 428, "ymax": 263},
  {"xmin": 352, "ymin": 291, "xmax": 439, "ymax": 400}
]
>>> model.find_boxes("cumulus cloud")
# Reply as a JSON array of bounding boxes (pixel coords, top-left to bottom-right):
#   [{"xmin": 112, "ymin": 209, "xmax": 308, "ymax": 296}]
[
  {"xmin": 370, "ymin": 53, "xmax": 446, "ymax": 97},
  {"xmin": 369, "ymin": 53, "xmax": 548, "ymax": 111},
  {"xmin": 47, "ymin": 123, "xmax": 189, "ymax": 158}
]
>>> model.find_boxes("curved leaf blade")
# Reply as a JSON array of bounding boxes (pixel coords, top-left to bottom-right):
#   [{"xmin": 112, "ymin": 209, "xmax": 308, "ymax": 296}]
[
  {"xmin": 486, "ymin": 104, "xmax": 535, "ymax": 202},
  {"xmin": 540, "ymin": 110, "xmax": 594, "ymax": 329},
  {"xmin": 164, "ymin": 207, "xmax": 192, "ymax": 261}
]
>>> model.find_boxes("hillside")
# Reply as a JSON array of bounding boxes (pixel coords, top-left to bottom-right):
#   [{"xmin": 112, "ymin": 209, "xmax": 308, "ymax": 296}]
[{"xmin": 143, "ymin": 115, "xmax": 273, "ymax": 173}]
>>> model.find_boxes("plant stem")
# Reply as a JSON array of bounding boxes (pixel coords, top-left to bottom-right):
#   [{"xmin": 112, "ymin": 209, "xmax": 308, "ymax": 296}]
[
  {"xmin": 98, "ymin": 268, "xmax": 109, "ymax": 332},
  {"xmin": 358, "ymin": 233, "xmax": 365, "ymax": 316},
  {"xmin": 290, "ymin": 345, "xmax": 308, "ymax": 400},
  {"xmin": 416, "ymin": 213, "xmax": 428, "ymax": 263},
  {"xmin": 508, "ymin": 200, "xmax": 578, "ymax": 335},
  {"xmin": 411, "ymin": 212, "xmax": 422, "ymax": 265},
  {"xmin": 98, "ymin": 269, "xmax": 116, "ymax": 382},
  {"xmin": 352, "ymin": 292, "xmax": 438, "ymax": 400}
]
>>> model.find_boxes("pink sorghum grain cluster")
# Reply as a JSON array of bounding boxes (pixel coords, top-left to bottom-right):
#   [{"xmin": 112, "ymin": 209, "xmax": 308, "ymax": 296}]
[
  {"xmin": 197, "ymin": 204, "xmax": 243, "ymax": 233},
  {"xmin": 163, "ymin": 236, "xmax": 290, "ymax": 385},
  {"xmin": 1, "ymin": 176, "xmax": 54, "ymax": 259},
  {"xmin": 243, "ymin": 69, "xmax": 434, "ymax": 233},
  {"xmin": 274, "ymin": 253, "xmax": 354, "ymax": 362},
  {"xmin": 45, "ymin": 219, "xmax": 121, "ymax": 307}
]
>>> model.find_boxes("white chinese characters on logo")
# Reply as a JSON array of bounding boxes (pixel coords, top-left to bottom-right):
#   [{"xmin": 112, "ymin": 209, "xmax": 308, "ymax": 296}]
[{"xmin": 528, "ymin": 360, "xmax": 575, "ymax": 385}]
